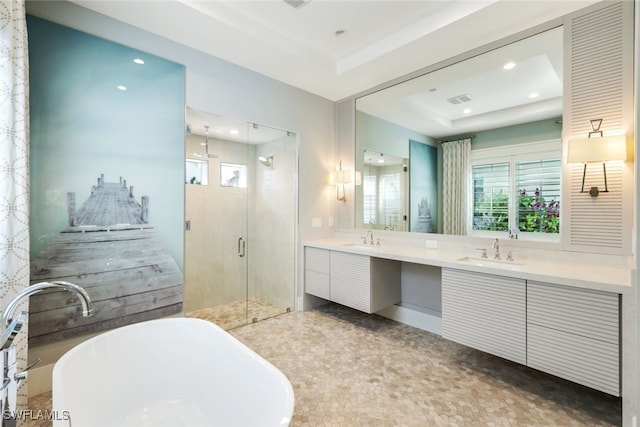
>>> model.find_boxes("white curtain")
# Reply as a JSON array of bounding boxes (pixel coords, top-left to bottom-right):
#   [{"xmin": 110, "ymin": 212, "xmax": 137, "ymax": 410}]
[
  {"xmin": 442, "ymin": 138, "xmax": 471, "ymax": 235},
  {"xmin": 1, "ymin": 0, "xmax": 30, "ymax": 410}
]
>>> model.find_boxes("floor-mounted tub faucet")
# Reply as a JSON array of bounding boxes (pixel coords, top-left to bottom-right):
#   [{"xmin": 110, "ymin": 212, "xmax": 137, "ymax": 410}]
[{"xmin": 0, "ymin": 281, "xmax": 93, "ymax": 425}]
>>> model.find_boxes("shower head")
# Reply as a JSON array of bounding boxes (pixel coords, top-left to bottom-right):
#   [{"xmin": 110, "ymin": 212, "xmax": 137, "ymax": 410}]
[
  {"xmin": 193, "ymin": 125, "xmax": 218, "ymax": 159},
  {"xmin": 258, "ymin": 155, "xmax": 273, "ymax": 168}
]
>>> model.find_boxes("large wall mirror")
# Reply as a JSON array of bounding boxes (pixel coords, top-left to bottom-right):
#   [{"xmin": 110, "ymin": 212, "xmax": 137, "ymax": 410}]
[{"xmin": 355, "ymin": 25, "xmax": 563, "ymax": 237}]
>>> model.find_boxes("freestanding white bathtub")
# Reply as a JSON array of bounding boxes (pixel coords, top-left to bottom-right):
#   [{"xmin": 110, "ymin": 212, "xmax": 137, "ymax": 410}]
[{"xmin": 52, "ymin": 317, "xmax": 294, "ymax": 426}]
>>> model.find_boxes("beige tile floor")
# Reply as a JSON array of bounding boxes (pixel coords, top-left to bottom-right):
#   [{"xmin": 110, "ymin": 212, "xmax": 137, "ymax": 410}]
[
  {"xmin": 27, "ymin": 303, "xmax": 621, "ymax": 426},
  {"xmin": 186, "ymin": 298, "xmax": 286, "ymax": 330}
]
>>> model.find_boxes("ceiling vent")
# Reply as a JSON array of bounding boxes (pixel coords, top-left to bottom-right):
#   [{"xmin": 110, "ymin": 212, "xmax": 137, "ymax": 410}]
[
  {"xmin": 446, "ymin": 94, "xmax": 473, "ymax": 104},
  {"xmin": 283, "ymin": 0, "xmax": 312, "ymax": 8}
]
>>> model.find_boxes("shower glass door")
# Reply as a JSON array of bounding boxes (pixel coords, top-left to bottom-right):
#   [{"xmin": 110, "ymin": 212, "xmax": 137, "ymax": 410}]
[
  {"xmin": 184, "ymin": 108, "xmax": 298, "ymax": 330},
  {"xmin": 184, "ymin": 109, "xmax": 250, "ymax": 330},
  {"xmin": 247, "ymin": 124, "xmax": 297, "ymax": 323}
]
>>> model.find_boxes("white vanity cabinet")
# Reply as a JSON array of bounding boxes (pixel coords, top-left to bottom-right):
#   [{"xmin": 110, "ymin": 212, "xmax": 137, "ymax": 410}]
[
  {"xmin": 330, "ymin": 251, "xmax": 400, "ymax": 313},
  {"xmin": 304, "ymin": 247, "xmax": 401, "ymax": 314},
  {"xmin": 304, "ymin": 247, "xmax": 331, "ymax": 299},
  {"xmin": 441, "ymin": 268, "xmax": 526, "ymax": 365},
  {"xmin": 527, "ymin": 281, "xmax": 620, "ymax": 396}
]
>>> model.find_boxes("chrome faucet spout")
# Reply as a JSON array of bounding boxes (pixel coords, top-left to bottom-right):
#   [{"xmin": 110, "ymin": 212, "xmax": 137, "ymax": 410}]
[
  {"xmin": 492, "ymin": 238, "xmax": 501, "ymax": 260},
  {"xmin": 366, "ymin": 230, "xmax": 374, "ymax": 245},
  {"xmin": 1, "ymin": 281, "xmax": 94, "ymax": 328},
  {"xmin": 0, "ymin": 281, "xmax": 93, "ymax": 425}
]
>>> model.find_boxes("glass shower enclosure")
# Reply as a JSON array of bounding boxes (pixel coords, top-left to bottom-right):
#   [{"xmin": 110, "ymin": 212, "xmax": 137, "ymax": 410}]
[{"xmin": 184, "ymin": 108, "xmax": 297, "ymax": 329}]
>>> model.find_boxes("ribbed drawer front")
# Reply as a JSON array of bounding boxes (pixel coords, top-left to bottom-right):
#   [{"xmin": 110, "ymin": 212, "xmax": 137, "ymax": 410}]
[
  {"xmin": 528, "ymin": 324, "xmax": 620, "ymax": 396},
  {"xmin": 527, "ymin": 281, "xmax": 619, "ymax": 345},
  {"xmin": 305, "ymin": 270, "xmax": 330, "ymax": 299},
  {"xmin": 330, "ymin": 251, "xmax": 371, "ymax": 313},
  {"xmin": 442, "ymin": 269, "xmax": 526, "ymax": 364},
  {"xmin": 305, "ymin": 247, "xmax": 330, "ymax": 274}
]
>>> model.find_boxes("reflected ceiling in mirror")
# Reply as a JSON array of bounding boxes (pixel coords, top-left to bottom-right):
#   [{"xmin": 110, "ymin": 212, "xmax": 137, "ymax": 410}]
[
  {"xmin": 354, "ymin": 26, "xmax": 563, "ymax": 235},
  {"xmin": 356, "ymin": 26, "xmax": 562, "ymax": 139}
]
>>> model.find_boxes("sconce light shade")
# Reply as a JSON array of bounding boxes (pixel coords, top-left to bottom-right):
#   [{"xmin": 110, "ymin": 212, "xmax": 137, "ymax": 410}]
[
  {"xmin": 332, "ymin": 169, "xmax": 352, "ymax": 185},
  {"xmin": 567, "ymin": 127, "xmax": 627, "ymax": 197},
  {"xmin": 567, "ymin": 135, "xmax": 628, "ymax": 163},
  {"xmin": 330, "ymin": 161, "xmax": 352, "ymax": 202}
]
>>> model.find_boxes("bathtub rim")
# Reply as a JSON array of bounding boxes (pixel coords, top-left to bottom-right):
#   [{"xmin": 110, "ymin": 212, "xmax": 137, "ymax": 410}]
[{"xmin": 52, "ymin": 316, "xmax": 295, "ymax": 426}]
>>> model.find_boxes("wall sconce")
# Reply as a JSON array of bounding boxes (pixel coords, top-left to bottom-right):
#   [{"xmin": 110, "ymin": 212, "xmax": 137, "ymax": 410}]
[
  {"xmin": 330, "ymin": 161, "xmax": 352, "ymax": 202},
  {"xmin": 567, "ymin": 119, "xmax": 627, "ymax": 197}
]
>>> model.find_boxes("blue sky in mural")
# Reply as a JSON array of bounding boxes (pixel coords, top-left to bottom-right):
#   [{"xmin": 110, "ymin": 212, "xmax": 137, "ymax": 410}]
[{"xmin": 28, "ymin": 16, "xmax": 185, "ymax": 267}]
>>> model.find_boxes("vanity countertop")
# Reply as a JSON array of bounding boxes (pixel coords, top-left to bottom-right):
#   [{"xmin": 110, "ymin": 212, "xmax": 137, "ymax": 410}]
[{"xmin": 304, "ymin": 238, "xmax": 633, "ymax": 294}]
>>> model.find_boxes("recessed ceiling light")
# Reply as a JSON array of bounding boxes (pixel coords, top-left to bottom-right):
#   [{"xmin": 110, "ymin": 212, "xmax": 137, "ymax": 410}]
[
  {"xmin": 503, "ymin": 62, "xmax": 516, "ymax": 70},
  {"xmin": 463, "ymin": 108, "xmax": 471, "ymax": 114},
  {"xmin": 229, "ymin": 129, "xmax": 239, "ymax": 135},
  {"xmin": 335, "ymin": 29, "xmax": 347, "ymax": 38},
  {"xmin": 133, "ymin": 58, "xmax": 145, "ymax": 65},
  {"xmin": 117, "ymin": 85, "xmax": 127, "ymax": 91},
  {"xmin": 529, "ymin": 92, "xmax": 539, "ymax": 99}
]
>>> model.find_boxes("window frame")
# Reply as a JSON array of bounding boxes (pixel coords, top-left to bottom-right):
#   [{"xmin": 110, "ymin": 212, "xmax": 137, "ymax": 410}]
[{"xmin": 470, "ymin": 139, "xmax": 562, "ymax": 241}]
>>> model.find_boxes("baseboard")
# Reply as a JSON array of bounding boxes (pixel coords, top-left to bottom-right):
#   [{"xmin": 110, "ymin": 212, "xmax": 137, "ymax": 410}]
[{"xmin": 376, "ymin": 303, "xmax": 442, "ymax": 335}]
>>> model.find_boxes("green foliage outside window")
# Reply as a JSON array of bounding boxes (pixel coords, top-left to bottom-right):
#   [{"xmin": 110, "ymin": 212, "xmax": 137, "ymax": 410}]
[
  {"xmin": 473, "ymin": 191, "xmax": 509, "ymax": 231},
  {"xmin": 518, "ymin": 188, "xmax": 560, "ymax": 233}
]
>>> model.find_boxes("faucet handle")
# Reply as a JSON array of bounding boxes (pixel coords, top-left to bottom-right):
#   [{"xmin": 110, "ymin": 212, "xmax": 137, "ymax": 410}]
[
  {"xmin": 376, "ymin": 238, "xmax": 383, "ymax": 246},
  {"xmin": 506, "ymin": 250, "xmax": 520, "ymax": 262},
  {"xmin": 15, "ymin": 357, "xmax": 41, "ymax": 383},
  {"xmin": 0, "ymin": 311, "xmax": 27, "ymax": 350},
  {"xmin": 475, "ymin": 248, "xmax": 488, "ymax": 258}
]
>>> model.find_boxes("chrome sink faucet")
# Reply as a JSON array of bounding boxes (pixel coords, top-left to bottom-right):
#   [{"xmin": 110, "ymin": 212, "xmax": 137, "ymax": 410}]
[
  {"xmin": 492, "ymin": 238, "xmax": 501, "ymax": 260},
  {"xmin": 366, "ymin": 230, "xmax": 374, "ymax": 245},
  {"xmin": 0, "ymin": 281, "xmax": 93, "ymax": 425}
]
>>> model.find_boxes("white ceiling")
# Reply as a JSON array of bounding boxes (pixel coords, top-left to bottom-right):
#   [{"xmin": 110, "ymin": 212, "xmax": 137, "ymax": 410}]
[
  {"xmin": 42, "ymin": 0, "xmax": 601, "ymax": 140},
  {"xmin": 68, "ymin": 0, "xmax": 600, "ymax": 102}
]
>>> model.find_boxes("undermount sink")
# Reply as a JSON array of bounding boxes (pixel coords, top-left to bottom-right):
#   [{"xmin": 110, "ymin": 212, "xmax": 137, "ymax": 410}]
[
  {"xmin": 342, "ymin": 242, "xmax": 378, "ymax": 248},
  {"xmin": 457, "ymin": 256, "xmax": 523, "ymax": 269}
]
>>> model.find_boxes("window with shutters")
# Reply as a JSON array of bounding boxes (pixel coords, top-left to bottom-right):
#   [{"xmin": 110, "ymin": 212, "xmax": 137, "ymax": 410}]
[
  {"xmin": 363, "ymin": 174, "xmax": 377, "ymax": 226},
  {"xmin": 472, "ymin": 162, "xmax": 510, "ymax": 232},
  {"xmin": 471, "ymin": 140, "xmax": 561, "ymax": 239}
]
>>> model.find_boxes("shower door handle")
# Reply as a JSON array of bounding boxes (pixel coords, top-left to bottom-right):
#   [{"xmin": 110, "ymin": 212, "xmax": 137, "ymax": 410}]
[{"xmin": 238, "ymin": 237, "xmax": 246, "ymax": 257}]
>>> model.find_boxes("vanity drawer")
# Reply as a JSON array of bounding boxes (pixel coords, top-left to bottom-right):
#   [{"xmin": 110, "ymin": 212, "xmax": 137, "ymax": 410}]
[
  {"xmin": 305, "ymin": 247, "xmax": 330, "ymax": 274},
  {"xmin": 528, "ymin": 323, "xmax": 620, "ymax": 396},
  {"xmin": 526, "ymin": 280, "xmax": 620, "ymax": 396},
  {"xmin": 527, "ymin": 281, "xmax": 619, "ymax": 344},
  {"xmin": 305, "ymin": 270, "xmax": 330, "ymax": 300}
]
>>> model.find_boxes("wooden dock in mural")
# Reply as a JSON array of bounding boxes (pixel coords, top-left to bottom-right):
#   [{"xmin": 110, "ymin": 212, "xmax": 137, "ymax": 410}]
[{"xmin": 29, "ymin": 174, "xmax": 183, "ymax": 346}]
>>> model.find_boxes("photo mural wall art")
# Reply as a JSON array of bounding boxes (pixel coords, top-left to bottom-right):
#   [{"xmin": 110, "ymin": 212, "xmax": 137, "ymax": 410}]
[
  {"xmin": 409, "ymin": 140, "xmax": 437, "ymax": 233},
  {"xmin": 28, "ymin": 16, "xmax": 185, "ymax": 345}
]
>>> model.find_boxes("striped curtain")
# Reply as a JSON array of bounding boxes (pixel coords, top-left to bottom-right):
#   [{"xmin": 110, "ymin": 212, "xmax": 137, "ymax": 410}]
[
  {"xmin": 0, "ymin": 0, "xmax": 31, "ymax": 411},
  {"xmin": 442, "ymin": 138, "xmax": 471, "ymax": 235}
]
